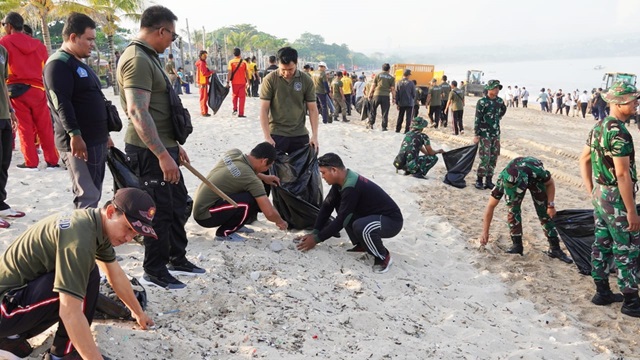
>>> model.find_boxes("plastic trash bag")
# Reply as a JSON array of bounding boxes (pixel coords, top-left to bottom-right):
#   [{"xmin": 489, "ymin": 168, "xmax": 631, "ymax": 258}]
[
  {"xmin": 95, "ymin": 277, "xmax": 147, "ymax": 321},
  {"xmin": 207, "ymin": 74, "xmax": 229, "ymax": 115},
  {"xmin": 107, "ymin": 147, "xmax": 139, "ymax": 190},
  {"xmin": 270, "ymin": 145, "xmax": 323, "ymax": 229},
  {"xmin": 356, "ymin": 97, "xmax": 370, "ymax": 121},
  {"xmin": 442, "ymin": 144, "xmax": 478, "ymax": 188}
]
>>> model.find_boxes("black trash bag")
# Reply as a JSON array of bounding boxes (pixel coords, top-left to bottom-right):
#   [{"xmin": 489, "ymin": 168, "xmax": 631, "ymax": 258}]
[
  {"xmin": 272, "ymin": 186, "xmax": 338, "ymax": 237},
  {"xmin": 270, "ymin": 145, "xmax": 323, "ymax": 229},
  {"xmin": 95, "ymin": 277, "xmax": 147, "ymax": 321},
  {"xmin": 358, "ymin": 97, "xmax": 370, "ymax": 121},
  {"xmin": 107, "ymin": 147, "xmax": 140, "ymax": 190},
  {"xmin": 442, "ymin": 144, "xmax": 478, "ymax": 188},
  {"xmin": 207, "ymin": 74, "xmax": 229, "ymax": 115},
  {"xmin": 554, "ymin": 207, "xmax": 636, "ymax": 275}
]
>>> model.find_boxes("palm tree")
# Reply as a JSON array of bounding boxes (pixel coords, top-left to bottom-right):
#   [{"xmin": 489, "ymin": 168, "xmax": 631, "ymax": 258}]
[
  {"xmin": 0, "ymin": 0, "xmax": 86, "ymax": 54},
  {"xmin": 82, "ymin": 0, "xmax": 143, "ymax": 95}
]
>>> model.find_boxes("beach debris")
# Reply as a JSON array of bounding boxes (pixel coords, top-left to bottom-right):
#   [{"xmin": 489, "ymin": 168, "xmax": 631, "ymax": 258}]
[
  {"xmin": 269, "ymin": 241, "xmax": 284, "ymax": 253},
  {"xmin": 250, "ymin": 271, "xmax": 261, "ymax": 281},
  {"xmin": 157, "ymin": 309, "xmax": 180, "ymax": 316}
]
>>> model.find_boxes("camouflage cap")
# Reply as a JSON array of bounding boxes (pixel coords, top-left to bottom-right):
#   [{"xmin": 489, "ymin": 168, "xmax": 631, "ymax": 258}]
[
  {"xmin": 411, "ymin": 116, "xmax": 428, "ymax": 130},
  {"xmin": 603, "ymin": 81, "xmax": 640, "ymax": 104},
  {"xmin": 484, "ymin": 79, "xmax": 503, "ymax": 90}
]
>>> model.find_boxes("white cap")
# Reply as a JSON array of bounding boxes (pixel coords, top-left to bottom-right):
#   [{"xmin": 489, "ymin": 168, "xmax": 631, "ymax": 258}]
[{"xmin": 318, "ymin": 61, "xmax": 327, "ymax": 67}]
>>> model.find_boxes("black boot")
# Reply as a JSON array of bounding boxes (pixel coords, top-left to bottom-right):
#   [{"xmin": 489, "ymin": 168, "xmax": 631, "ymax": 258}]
[
  {"xmin": 342, "ymin": 115, "xmax": 349, "ymax": 122},
  {"xmin": 484, "ymin": 176, "xmax": 495, "ymax": 189},
  {"xmin": 591, "ymin": 279, "xmax": 624, "ymax": 305},
  {"xmin": 546, "ymin": 237, "xmax": 573, "ymax": 264},
  {"xmin": 474, "ymin": 176, "xmax": 484, "ymax": 190},
  {"xmin": 505, "ymin": 236, "xmax": 523, "ymax": 255},
  {"xmin": 621, "ymin": 292, "xmax": 640, "ymax": 317}
]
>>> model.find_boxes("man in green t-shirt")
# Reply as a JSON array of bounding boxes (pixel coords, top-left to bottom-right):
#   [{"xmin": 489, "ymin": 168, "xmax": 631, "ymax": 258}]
[
  {"xmin": 193, "ymin": 142, "xmax": 288, "ymax": 240},
  {"xmin": 0, "ymin": 188, "xmax": 156, "ymax": 359},
  {"xmin": 367, "ymin": 63, "xmax": 396, "ymax": 131},
  {"xmin": 330, "ymin": 72, "xmax": 348, "ymax": 122},
  {"xmin": 445, "ymin": 80, "xmax": 466, "ymax": 135},
  {"xmin": 117, "ymin": 5, "xmax": 201, "ymax": 290},
  {"xmin": 580, "ymin": 81, "xmax": 640, "ymax": 318},
  {"xmin": 426, "ymin": 78, "xmax": 443, "ymax": 128}
]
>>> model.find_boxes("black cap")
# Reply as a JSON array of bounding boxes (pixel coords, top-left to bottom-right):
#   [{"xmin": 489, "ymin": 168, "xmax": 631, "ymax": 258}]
[{"xmin": 112, "ymin": 188, "xmax": 157, "ymax": 239}]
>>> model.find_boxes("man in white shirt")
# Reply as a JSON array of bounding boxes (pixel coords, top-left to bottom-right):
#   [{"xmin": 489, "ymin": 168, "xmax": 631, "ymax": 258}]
[
  {"xmin": 512, "ymin": 86, "xmax": 521, "ymax": 107},
  {"xmin": 578, "ymin": 90, "xmax": 590, "ymax": 118},
  {"xmin": 521, "ymin": 87, "xmax": 529, "ymax": 108}
]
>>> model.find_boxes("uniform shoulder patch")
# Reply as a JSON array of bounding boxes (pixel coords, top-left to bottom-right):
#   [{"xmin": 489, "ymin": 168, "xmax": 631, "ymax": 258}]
[{"xmin": 58, "ymin": 213, "xmax": 73, "ymax": 230}]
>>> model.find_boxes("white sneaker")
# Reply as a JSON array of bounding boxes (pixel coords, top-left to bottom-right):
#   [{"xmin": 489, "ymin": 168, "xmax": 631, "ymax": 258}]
[{"xmin": 214, "ymin": 233, "xmax": 245, "ymax": 242}]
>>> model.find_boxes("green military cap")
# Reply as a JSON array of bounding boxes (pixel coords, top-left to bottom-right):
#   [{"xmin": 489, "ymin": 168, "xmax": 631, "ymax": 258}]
[
  {"xmin": 603, "ymin": 81, "xmax": 640, "ymax": 104},
  {"xmin": 411, "ymin": 116, "xmax": 428, "ymax": 130},
  {"xmin": 484, "ymin": 79, "xmax": 503, "ymax": 90}
]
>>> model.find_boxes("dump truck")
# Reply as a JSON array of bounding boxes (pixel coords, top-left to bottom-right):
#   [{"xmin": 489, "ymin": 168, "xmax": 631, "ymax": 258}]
[
  {"xmin": 465, "ymin": 69, "xmax": 485, "ymax": 96},
  {"xmin": 391, "ymin": 63, "xmax": 436, "ymax": 104},
  {"xmin": 602, "ymin": 72, "xmax": 637, "ymax": 91}
]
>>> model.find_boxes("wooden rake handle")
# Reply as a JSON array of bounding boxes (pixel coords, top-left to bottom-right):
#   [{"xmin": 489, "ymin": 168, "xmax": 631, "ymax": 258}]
[{"xmin": 180, "ymin": 160, "xmax": 238, "ymax": 208}]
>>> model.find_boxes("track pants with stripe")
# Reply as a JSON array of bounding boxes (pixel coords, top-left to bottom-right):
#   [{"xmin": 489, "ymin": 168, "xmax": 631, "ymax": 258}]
[
  {"xmin": 345, "ymin": 215, "xmax": 403, "ymax": 260},
  {"xmin": 0, "ymin": 266, "xmax": 99, "ymax": 357},
  {"xmin": 195, "ymin": 192, "xmax": 258, "ymax": 237}
]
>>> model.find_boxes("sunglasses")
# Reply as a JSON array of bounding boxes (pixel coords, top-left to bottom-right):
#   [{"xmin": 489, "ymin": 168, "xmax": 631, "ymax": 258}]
[{"xmin": 157, "ymin": 27, "xmax": 179, "ymax": 42}]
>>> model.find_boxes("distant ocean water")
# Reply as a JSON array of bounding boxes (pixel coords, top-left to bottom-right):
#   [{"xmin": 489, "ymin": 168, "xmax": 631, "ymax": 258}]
[{"xmin": 438, "ymin": 55, "xmax": 640, "ymax": 97}]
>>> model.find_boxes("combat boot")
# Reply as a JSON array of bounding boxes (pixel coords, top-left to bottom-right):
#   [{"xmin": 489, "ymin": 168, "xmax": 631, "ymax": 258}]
[
  {"xmin": 505, "ymin": 236, "xmax": 523, "ymax": 255},
  {"xmin": 546, "ymin": 237, "xmax": 573, "ymax": 264},
  {"xmin": 591, "ymin": 279, "xmax": 624, "ymax": 305},
  {"xmin": 342, "ymin": 114, "xmax": 349, "ymax": 122},
  {"xmin": 474, "ymin": 176, "xmax": 484, "ymax": 190},
  {"xmin": 484, "ymin": 176, "xmax": 495, "ymax": 189},
  {"xmin": 621, "ymin": 292, "xmax": 640, "ymax": 318}
]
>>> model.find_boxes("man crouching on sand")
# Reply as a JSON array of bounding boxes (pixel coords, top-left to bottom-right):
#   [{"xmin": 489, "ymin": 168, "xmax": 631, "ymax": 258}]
[{"xmin": 296, "ymin": 153, "xmax": 403, "ymax": 273}]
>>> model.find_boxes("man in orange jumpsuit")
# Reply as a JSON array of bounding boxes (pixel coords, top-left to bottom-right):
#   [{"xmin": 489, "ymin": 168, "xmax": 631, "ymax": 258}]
[
  {"xmin": 195, "ymin": 50, "xmax": 214, "ymax": 117},
  {"xmin": 226, "ymin": 47, "xmax": 248, "ymax": 118},
  {"xmin": 0, "ymin": 12, "xmax": 59, "ymax": 170}
]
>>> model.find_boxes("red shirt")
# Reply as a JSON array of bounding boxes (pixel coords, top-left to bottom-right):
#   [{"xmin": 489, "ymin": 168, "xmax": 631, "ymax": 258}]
[
  {"xmin": 195, "ymin": 58, "xmax": 213, "ymax": 85},
  {"xmin": 227, "ymin": 57, "xmax": 248, "ymax": 85},
  {"xmin": 0, "ymin": 32, "xmax": 48, "ymax": 88}
]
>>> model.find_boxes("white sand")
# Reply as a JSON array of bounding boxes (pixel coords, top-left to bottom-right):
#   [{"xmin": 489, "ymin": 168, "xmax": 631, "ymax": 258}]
[{"xmin": 3, "ymin": 89, "xmax": 635, "ymax": 359}]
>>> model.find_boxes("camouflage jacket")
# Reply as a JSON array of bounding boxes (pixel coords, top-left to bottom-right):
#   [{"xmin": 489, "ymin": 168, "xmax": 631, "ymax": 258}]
[
  {"xmin": 400, "ymin": 131, "xmax": 430, "ymax": 163},
  {"xmin": 587, "ymin": 116, "xmax": 637, "ymax": 186},
  {"xmin": 491, "ymin": 156, "xmax": 551, "ymax": 200},
  {"xmin": 474, "ymin": 96, "xmax": 506, "ymax": 138}
]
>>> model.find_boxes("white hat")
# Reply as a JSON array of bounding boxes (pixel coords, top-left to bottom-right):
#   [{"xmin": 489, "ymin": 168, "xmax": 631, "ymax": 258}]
[{"xmin": 318, "ymin": 61, "xmax": 327, "ymax": 67}]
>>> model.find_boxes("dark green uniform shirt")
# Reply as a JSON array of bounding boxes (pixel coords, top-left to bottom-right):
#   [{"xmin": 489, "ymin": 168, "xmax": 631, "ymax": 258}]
[
  {"xmin": 0, "ymin": 45, "xmax": 9, "ymax": 119},
  {"xmin": 491, "ymin": 157, "xmax": 551, "ymax": 201},
  {"xmin": 441, "ymin": 81, "xmax": 451, "ymax": 103},
  {"xmin": 474, "ymin": 96, "xmax": 506, "ymax": 138},
  {"xmin": 331, "ymin": 78, "xmax": 343, "ymax": 99},
  {"xmin": 0, "ymin": 209, "xmax": 115, "ymax": 300},
  {"xmin": 428, "ymin": 85, "xmax": 442, "ymax": 106},
  {"xmin": 312, "ymin": 70, "xmax": 327, "ymax": 94},
  {"xmin": 372, "ymin": 72, "xmax": 395, "ymax": 96},
  {"xmin": 448, "ymin": 88, "xmax": 465, "ymax": 111},
  {"xmin": 117, "ymin": 39, "xmax": 176, "ymax": 149},
  {"xmin": 193, "ymin": 149, "xmax": 266, "ymax": 221},
  {"xmin": 587, "ymin": 116, "xmax": 637, "ymax": 186},
  {"xmin": 259, "ymin": 69, "xmax": 316, "ymax": 137}
]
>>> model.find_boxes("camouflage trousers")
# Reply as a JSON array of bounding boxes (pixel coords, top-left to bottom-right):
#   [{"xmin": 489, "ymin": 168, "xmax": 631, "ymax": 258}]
[
  {"xmin": 505, "ymin": 180, "xmax": 558, "ymax": 240},
  {"xmin": 406, "ymin": 155, "xmax": 438, "ymax": 176},
  {"xmin": 591, "ymin": 184, "xmax": 640, "ymax": 293},
  {"xmin": 477, "ymin": 136, "xmax": 500, "ymax": 177},
  {"xmin": 332, "ymin": 96, "xmax": 347, "ymax": 119}
]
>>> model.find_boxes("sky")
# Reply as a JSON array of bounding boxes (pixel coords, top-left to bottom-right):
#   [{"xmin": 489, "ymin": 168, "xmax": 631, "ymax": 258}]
[{"xmin": 139, "ymin": 0, "xmax": 640, "ymax": 54}]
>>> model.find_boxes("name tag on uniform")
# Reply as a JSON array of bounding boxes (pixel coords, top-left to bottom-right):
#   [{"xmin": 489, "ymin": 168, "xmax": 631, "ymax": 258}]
[{"xmin": 77, "ymin": 67, "xmax": 88, "ymax": 78}]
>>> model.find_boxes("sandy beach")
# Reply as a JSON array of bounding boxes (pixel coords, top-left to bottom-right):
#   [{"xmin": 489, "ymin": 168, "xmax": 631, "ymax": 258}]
[{"xmin": 3, "ymin": 88, "xmax": 637, "ymax": 359}]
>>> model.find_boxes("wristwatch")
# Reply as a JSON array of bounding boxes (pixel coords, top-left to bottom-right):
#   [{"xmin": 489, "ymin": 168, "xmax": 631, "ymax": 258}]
[{"xmin": 547, "ymin": 201, "xmax": 555, "ymax": 208}]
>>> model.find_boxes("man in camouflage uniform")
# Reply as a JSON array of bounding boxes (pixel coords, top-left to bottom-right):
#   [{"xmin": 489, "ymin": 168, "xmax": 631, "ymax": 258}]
[
  {"xmin": 474, "ymin": 79, "xmax": 507, "ymax": 190},
  {"xmin": 480, "ymin": 156, "xmax": 572, "ymax": 263},
  {"xmin": 330, "ymin": 71, "xmax": 348, "ymax": 122},
  {"xmin": 579, "ymin": 81, "xmax": 640, "ymax": 317},
  {"xmin": 395, "ymin": 117, "xmax": 444, "ymax": 179}
]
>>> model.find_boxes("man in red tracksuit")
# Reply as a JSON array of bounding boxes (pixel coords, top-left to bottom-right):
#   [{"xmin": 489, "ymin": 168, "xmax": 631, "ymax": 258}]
[
  {"xmin": 195, "ymin": 50, "xmax": 214, "ymax": 116},
  {"xmin": 226, "ymin": 47, "xmax": 249, "ymax": 118},
  {"xmin": 0, "ymin": 12, "xmax": 59, "ymax": 170}
]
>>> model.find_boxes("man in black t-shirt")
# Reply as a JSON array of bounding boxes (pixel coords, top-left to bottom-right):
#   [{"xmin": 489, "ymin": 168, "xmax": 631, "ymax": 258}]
[
  {"xmin": 44, "ymin": 13, "xmax": 112, "ymax": 209},
  {"xmin": 296, "ymin": 153, "xmax": 403, "ymax": 274}
]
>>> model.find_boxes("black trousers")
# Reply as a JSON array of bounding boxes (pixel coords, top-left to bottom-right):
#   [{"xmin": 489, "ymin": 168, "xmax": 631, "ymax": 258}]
[
  {"xmin": 522, "ymin": 100, "xmax": 528, "ymax": 108},
  {"xmin": 369, "ymin": 95, "xmax": 390, "ymax": 129},
  {"xmin": 413, "ymin": 104, "xmax": 420, "ymax": 119},
  {"xmin": 195, "ymin": 192, "xmax": 258, "ymax": 236},
  {"xmin": 581, "ymin": 103, "xmax": 588, "ymax": 118},
  {"xmin": 0, "ymin": 267, "xmax": 99, "ymax": 357},
  {"xmin": 344, "ymin": 215, "xmax": 403, "ymax": 261},
  {"xmin": 440, "ymin": 100, "xmax": 448, "ymax": 126},
  {"xmin": 125, "ymin": 144, "xmax": 189, "ymax": 275},
  {"xmin": 452, "ymin": 110, "xmax": 464, "ymax": 135},
  {"xmin": 428, "ymin": 105, "xmax": 442, "ymax": 127},
  {"xmin": 396, "ymin": 106, "xmax": 413, "ymax": 133},
  {"xmin": 344, "ymin": 94, "xmax": 352, "ymax": 114},
  {"xmin": 0, "ymin": 119, "xmax": 11, "ymax": 210}
]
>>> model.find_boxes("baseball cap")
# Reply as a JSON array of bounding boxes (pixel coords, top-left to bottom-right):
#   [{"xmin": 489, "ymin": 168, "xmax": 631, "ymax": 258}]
[
  {"xmin": 484, "ymin": 79, "xmax": 503, "ymax": 90},
  {"xmin": 403, "ymin": 69, "xmax": 412, "ymax": 76},
  {"xmin": 603, "ymin": 81, "xmax": 640, "ymax": 104},
  {"xmin": 318, "ymin": 61, "xmax": 327, "ymax": 67},
  {"xmin": 112, "ymin": 188, "xmax": 157, "ymax": 239}
]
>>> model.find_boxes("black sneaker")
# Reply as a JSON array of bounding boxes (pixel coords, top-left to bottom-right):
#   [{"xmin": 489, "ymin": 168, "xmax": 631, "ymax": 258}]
[
  {"xmin": 168, "ymin": 259, "xmax": 206, "ymax": 276},
  {"xmin": 16, "ymin": 163, "xmax": 38, "ymax": 171},
  {"xmin": 0, "ymin": 337, "xmax": 33, "ymax": 359},
  {"xmin": 232, "ymin": 110, "xmax": 238, "ymax": 115},
  {"xmin": 140, "ymin": 270, "xmax": 186, "ymax": 289},
  {"xmin": 372, "ymin": 253, "xmax": 393, "ymax": 274},
  {"xmin": 46, "ymin": 163, "xmax": 62, "ymax": 171}
]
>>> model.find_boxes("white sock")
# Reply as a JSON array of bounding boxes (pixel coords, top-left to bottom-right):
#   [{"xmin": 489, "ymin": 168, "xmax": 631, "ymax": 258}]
[{"xmin": 7, "ymin": 335, "xmax": 19, "ymax": 340}]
